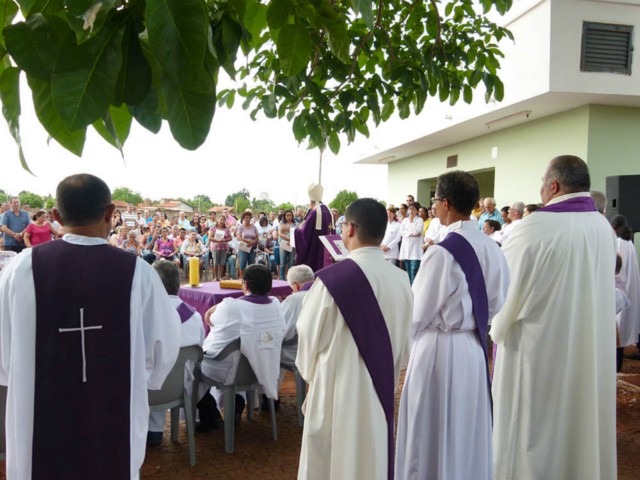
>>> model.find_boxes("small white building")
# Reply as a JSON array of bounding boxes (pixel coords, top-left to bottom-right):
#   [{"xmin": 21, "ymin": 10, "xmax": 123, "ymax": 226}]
[{"xmin": 356, "ymin": 0, "xmax": 640, "ymax": 213}]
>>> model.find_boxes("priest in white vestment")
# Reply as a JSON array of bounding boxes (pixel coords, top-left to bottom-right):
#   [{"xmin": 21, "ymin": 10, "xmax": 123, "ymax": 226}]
[
  {"xmin": 296, "ymin": 198, "xmax": 413, "ymax": 480},
  {"xmin": 395, "ymin": 171, "xmax": 509, "ymax": 480},
  {"xmin": 495, "ymin": 201, "xmax": 524, "ymax": 246},
  {"xmin": 280, "ymin": 265, "xmax": 315, "ymax": 366},
  {"xmin": 611, "ymin": 215, "xmax": 640, "ymax": 350},
  {"xmin": 0, "ymin": 174, "xmax": 180, "ymax": 480},
  {"xmin": 491, "ymin": 156, "xmax": 617, "ymax": 480},
  {"xmin": 148, "ymin": 261, "xmax": 205, "ymax": 446}
]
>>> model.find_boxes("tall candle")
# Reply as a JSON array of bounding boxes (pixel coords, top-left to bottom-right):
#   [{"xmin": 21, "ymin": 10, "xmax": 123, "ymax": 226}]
[{"xmin": 189, "ymin": 257, "xmax": 200, "ymax": 287}]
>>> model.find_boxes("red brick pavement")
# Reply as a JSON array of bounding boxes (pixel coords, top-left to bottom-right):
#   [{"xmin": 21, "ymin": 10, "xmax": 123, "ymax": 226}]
[{"xmin": 1, "ymin": 354, "xmax": 640, "ymax": 479}]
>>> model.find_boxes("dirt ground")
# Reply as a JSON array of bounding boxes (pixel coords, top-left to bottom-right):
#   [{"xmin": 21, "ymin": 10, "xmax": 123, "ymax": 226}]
[{"xmin": 0, "ymin": 351, "xmax": 638, "ymax": 479}]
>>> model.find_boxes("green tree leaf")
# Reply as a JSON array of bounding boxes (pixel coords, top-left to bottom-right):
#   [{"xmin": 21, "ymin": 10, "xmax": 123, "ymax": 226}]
[
  {"xmin": 64, "ymin": 0, "xmax": 118, "ymax": 43},
  {"xmin": 51, "ymin": 19, "xmax": 124, "ymax": 129},
  {"xmin": 221, "ymin": 14, "xmax": 242, "ymax": 78},
  {"xmin": 145, "ymin": 0, "xmax": 214, "ymax": 94},
  {"xmin": 242, "ymin": 0, "xmax": 267, "ymax": 51},
  {"xmin": 266, "ymin": 0, "xmax": 292, "ymax": 31},
  {"xmin": 353, "ymin": 0, "xmax": 374, "ymax": 28},
  {"xmin": 0, "ymin": 0, "xmax": 19, "ymax": 48},
  {"xmin": 328, "ymin": 129, "xmax": 340, "ymax": 155},
  {"xmin": 115, "ymin": 21, "xmax": 152, "ymax": 106},
  {"xmin": 162, "ymin": 77, "xmax": 216, "ymax": 150},
  {"xmin": 92, "ymin": 103, "xmax": 132, "ymax": 154},
  {"xmin": 276, "ymin": 23, "xmax": 311, "ymax": 76},
  {"xmin": 16, "ymin": 0, "xmax": 64, "ymax": 17},
  {"xmin": 129, "ymin": 87, "xmax": 162, "ymax": 134},
  {"xmin": 27, "ymin": 73, "xmax": 86, "ymax": 156},
  {"xmin": 0, "ymin": 66, "xmax": 20, "ymax": 122},
  {"xmin": 320, "ymin": 18, "xmax": 350, "ymax": 64},
  {"xmin": 0, "ymin": 66, "xmax": 32, "ymax": 174},
  {"xmin": 3, "ymin": 14, "xmax": 61, "ymax": 81}
]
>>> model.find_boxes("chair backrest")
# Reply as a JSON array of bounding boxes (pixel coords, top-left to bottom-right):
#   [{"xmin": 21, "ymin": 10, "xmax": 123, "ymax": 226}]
[
  {"xmin": 240, "ymin": 330, "xmax": 284, "ymax": 399},
  {"xmin": 234, "ymin": 354, "xmax": 260, "ymax": 386},
  {"xmin": 149, "ymin": 345, "xmax": 203, "ymax": 406}
]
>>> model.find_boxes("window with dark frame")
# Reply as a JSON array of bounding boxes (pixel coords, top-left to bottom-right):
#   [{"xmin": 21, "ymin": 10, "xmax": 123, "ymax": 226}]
[{"xmin": 581, "ymin": 22, "xmax": 633, "ymax": 75}]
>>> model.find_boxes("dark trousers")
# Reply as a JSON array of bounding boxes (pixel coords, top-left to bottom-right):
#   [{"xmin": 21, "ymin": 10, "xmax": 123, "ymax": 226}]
[
  {"xmin": 197, "ymin": 391, "xmax": 245, "ymax": 426},
  {"xmin": 4, "ymin": 245, "xmax": 24, "ymax": 253},
  {"xmin": 617, "ymin": 347, "xmax": 624, "ymax": 373}
]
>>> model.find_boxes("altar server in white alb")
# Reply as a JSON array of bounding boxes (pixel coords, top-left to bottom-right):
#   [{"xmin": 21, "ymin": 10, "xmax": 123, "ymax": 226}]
[
  {"xmin": 611, "ymin": 215, "xmax": 640, "ymax": 354},
  {"xmin": 296, "ymin": 198, "xmax": 413, "ymax": 480},
  {"xmin": 0, "ymin": 174, "xmax": 180, "ymax": 480},
  {"xmin": 395, "ymin": 171, "xmax": 509, "ymax": 480},
  {"xmin": 196, "ymin": 265, "xmax": 286, "ymax": 429},
  {"xmin": 280, "ymin": 265, "xmax": 315, "ymax": 366},
  {"xmin": 491, "ymin": 155, "xmax": 617, "ymax": 480},
  {"xmin": 147, "ymin": 261, "xmax": 205, "ymax": 446}
]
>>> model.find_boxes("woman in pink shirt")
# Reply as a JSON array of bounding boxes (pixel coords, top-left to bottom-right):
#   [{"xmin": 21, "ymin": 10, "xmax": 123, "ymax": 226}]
[{"xmin": 24, "ymin": 210, "xmax": 58, "ymax": 247}]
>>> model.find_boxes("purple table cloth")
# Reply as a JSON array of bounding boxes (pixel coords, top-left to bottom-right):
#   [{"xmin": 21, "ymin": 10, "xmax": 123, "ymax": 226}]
[{"xmin": 179, "ymin": 280, "xmax": 293, "ymax": 333}]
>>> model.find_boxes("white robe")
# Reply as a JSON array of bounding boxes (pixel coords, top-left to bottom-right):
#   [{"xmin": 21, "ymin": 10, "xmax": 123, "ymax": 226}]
[
  {"xmin": 0, "ymin": 234, "xmax": 181, "ymax": 480},
  {"xmin": 616, "ymin": 237, "xmax": 640, "ymax": 347},
  {"xmin": 490, "ymin": 192, "xmax": 617, "ymax": 480},
  {"xmin": 496, "ymin": 218, "xmax": 522, "ymax": 246},
  {"xmin": 399, "ymin": 217, "xmax": 424, "ymax": 260},
  {"xmin": 200, "ymin": 297, "xmax": 285, "ymax": 388},
  {"xmin": 395, "ymin": 221, "xmax": 509, "ymax": 480},
  {"xmin": 296, "ymin": 247, "xmax": 413, "ymax": 480},
  {"xmin": 280, "ymin": 291, "xmax": 307, "ymax": 365},
  {"xmin": 381, "ymin": 221, "xmax": 402, "ymax": 260},
  {"xmin": 424, "ymin": 217, "xmax": 445, "ymax": 245},
  {"xmin": 149, "ymin": 296, "xmax": 205, "ymax": 432}
]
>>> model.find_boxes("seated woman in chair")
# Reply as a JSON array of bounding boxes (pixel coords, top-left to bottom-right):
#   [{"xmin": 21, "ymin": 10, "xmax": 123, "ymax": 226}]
[{"xmin": 181, "ymin": 229, "xmax": 207, "ymax": 273}]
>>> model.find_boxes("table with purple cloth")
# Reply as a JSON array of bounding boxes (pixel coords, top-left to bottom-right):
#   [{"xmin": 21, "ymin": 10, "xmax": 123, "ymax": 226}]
[{"xmin": 179, "ymin": 280, "xmax": 293, "ymax": 332}]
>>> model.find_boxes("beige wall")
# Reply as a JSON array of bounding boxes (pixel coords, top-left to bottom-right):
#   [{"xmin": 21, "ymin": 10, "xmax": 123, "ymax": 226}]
[{"xmin": 387, "ymin": 106, "xmax": 591, "ymax": 206}]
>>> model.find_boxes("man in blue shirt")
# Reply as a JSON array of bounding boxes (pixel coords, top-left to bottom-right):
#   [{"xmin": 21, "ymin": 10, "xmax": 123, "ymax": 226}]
[
  {"xmin": 477, "ymin": 197, "xmax": 503, "ymax": 230},
  {"xmin": 1, "ymin": 197, "xmax": 30, "ymax": 253}
]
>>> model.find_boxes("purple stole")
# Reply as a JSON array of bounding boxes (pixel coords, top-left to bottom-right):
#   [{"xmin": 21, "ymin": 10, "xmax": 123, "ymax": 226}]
[
  {"xmin": 538, "ymin": 195, "xmax": 597, "ymax": 213},
  {"xmin": 31, "ymin": 240, "xmax": 136, "ymax": 479},
  {"xmin": 316, "ymin": 259, "xmax": 395, "ymax": 480},
  {"xmin": 239, "ymin": 294, "xmax": 273, "ymax": 304},
  {"xmin": 438, "ymin": 233, "xmax": 492, "ymax": 399},
  {"xmin": 177, "ymin": 301, "xmax": 197, "ymax": 324}
]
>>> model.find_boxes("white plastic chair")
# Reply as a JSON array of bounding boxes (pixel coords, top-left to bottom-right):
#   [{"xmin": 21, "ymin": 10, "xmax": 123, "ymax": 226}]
[
  {"xmin": 280, "ymin": 358, "xmax": 307, "ymax": 426},
  {"xmin": 197, "ymin": 345, "xmax": 279, "ymax": 453}
]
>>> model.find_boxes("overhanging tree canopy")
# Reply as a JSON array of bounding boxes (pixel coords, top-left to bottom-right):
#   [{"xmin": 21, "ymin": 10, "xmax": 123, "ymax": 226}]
[{"xmin": 0, "ymin": 0, "xmax": 513, "ymax": 170}]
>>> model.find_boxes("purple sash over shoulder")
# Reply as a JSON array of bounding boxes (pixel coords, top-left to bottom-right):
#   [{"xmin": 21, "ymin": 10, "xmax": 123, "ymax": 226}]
[
  {"xmin": 538, "ymin": 195, "xmax": 597, "ymax": 213},
  {"xmin": 177, "ymin": 301, "xmax": 197, "ymax": 324},
  {"xmin": 438, "ymin": 233, "xmax": 492, "ymax": 400},
  {"xmin": 239, "ymin": 294, "xmax": 273, "ymax": 304},
  {"xmin": 316, "ymin": 259, "xmax": 395, "ymax": 480}
]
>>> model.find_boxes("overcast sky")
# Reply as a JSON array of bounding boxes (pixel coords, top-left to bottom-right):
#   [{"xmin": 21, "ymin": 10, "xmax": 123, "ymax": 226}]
[{"xmin": 0, "ymin": 77, "xmax": 390, "ymax": 208}]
